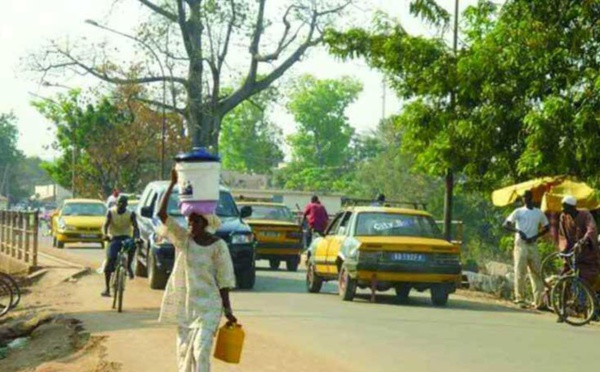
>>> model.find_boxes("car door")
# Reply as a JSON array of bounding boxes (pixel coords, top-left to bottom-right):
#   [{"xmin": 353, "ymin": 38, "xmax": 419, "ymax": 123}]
[
  {"xmin": 326, "ymin": 212, "xmax": 353, "ymax": 276},
  {"xmin": 314, "ymin": 212, "xmax": 344, "ymax": 276}
]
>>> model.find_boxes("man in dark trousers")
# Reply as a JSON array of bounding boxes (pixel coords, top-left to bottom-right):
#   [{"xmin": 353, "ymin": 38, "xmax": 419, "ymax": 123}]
[{"xmin": 303, "ymin": 195, "xmax": 329, "ymax": 247}]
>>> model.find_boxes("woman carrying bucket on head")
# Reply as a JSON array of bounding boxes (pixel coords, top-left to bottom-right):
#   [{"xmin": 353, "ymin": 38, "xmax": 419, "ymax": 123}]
[{"xmin": 157, "ymin": 156, "xmax": 237, "ymax": 371}]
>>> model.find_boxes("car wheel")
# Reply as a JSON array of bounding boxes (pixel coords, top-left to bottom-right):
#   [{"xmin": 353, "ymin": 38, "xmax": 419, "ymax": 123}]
[
  {"xmin": 269, "ymin": 259, "xmax": 280, "ymax": 270},
  {"xmin": 431, "ymin": 284, "xmax": 450, "ymax": 307},
  {"xmin": 56, "ymin": 240, "xmax": 64, "ymax": 249},
  {"xmin": 286, "ymin": 256, "xmax": 300, "ymax": 272},
  {"xmin": 338, "ymin": 266, "xmax": 356, "ymax": 302},
  {"xmin": 134, "ymin": 246, "xmax": 148, "ymax": 278},
  {"xmin": 395, "ymin": 284, "xmax": 411, "ymax": 302},
  {"xmin": 148, "ymin": 251, "xmax": 168, "ymax": 290},
  {"xmin": 306, "ymin": 262, "xmax": 323, "ymax": 293},
  {"xmin": 52, "ymin": 237, "xmax": 57, "ymax": 248}
]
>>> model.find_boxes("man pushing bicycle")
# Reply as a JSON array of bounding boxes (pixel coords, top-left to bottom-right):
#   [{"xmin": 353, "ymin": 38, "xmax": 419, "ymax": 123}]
[{"xmin": 101, "ymin": 195, "xmax": 140, "ymax": 297}]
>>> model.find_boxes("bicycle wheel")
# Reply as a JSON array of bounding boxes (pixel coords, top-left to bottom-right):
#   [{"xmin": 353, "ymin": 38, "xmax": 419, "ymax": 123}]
[
  {"xmin": 116, "ymin": 266, "xmax": 125, "ymax": 313},
  {"xmin": 111, "ymin": 269, "xmax": 118, "ymax": 310},
  {"xmin": 0, "ymin": 273, "xmax": 21, "ymax": 308},
  {"xmin": 0, "ymin": 280, "xmax": 14, "ymax": 318},
  {"xmin": 541, "ymin": 252, "xmax": 567, "ymax": 289},
  {"xmin": 552, "ymin": 276, "xmax": 596, "ymax": 326}
]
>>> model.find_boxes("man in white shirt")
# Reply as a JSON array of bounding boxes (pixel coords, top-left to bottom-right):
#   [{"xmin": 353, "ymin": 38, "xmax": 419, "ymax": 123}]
[{"xmin": 503, "ymin": 190, "xmax": 550, "ymax": 309}]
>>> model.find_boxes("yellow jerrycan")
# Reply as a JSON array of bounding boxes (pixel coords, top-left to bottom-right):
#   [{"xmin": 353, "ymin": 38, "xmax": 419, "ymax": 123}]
[{"xmin": 214, "ymin": 322, "xmax": 245, "ymax": 364}]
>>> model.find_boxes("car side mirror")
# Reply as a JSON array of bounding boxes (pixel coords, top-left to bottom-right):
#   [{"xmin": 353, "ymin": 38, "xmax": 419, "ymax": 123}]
[
  {"xmin": 240, "ymin": 206, "xmax": 252, "ymax": 219},
  {"xmin": 140, "ymin": 206, "xmax": 153, "ymax": 218}
]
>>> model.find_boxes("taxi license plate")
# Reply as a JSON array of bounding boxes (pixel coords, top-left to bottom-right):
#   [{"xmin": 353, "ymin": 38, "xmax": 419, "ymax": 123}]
[
  {"xmin": 81, "ymin": 234, "xmax": 97, "ymax": 238},
  {"xmin": 391, "ymin": 253, "xmax": 425, "ymax": 262},
  {"xmin": 261, "ymin": 231, "xmax": 281, "ymax": 238}
]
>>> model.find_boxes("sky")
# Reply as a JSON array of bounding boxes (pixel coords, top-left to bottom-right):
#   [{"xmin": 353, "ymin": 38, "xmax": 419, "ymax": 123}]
[{"xmin": 0, "ymin": 0, "xmax": 477, "ymax": 160}]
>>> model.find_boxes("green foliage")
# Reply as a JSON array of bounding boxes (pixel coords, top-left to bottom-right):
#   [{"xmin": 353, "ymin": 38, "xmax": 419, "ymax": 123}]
[
  {"xmin": 326, "ymin": 0, "xmax": 600, "ymax": 190},
  {"xmin": 220, "ymin": 88, "xmax": 284, "ymax": 174},
  {"xmin": 0, "ymin": 112, "xmax": 26, "ymax": 201},
  {"xmin": 287, "ymin": 75, "xmax": 362, "ymax": 167},
  {"xmin": 32, "ymin": 86, "xmax": 189, "ymax": 198},
  {"xmin": 279, "ymin": 75, "xmax": 362, "ymax": 191}
]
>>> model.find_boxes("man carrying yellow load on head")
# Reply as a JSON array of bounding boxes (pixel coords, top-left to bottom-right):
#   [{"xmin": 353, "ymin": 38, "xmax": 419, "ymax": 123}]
[{"xmin": 503, "ymin": 190, "xmax": 550, "ymax": 310}]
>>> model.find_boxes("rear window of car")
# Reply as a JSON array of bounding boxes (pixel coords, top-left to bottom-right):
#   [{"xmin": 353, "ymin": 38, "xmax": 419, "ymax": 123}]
[
  {"xmin": 241, "ymin": 205, "xmax": 295, "ymax": 222},
  {"xmin": 355, "ymin": 212, "xmax": 442, "ymax": 238},
  {"xmin": 62, "ymin": 203, "xmax": 107, "ymax": 216}
]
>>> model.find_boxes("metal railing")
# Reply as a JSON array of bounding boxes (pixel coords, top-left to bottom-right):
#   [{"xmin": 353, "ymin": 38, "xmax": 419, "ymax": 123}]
[{"xmin": 0, "ymin": 211, "xmax": 39, "ymax": 267}]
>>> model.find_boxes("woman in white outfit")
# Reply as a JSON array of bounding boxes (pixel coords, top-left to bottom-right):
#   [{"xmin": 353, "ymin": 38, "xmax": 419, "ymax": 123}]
[{"xmin": 157, "ymin": 169, "xmax": 237, "ymax": 372}]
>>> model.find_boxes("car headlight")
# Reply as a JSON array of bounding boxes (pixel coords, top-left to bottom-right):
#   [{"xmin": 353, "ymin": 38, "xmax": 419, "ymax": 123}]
[
  {"xmin": 231, "ymin": 233, "xmax": 253, "ymax": 244},
  {"xmin": 58, "ymin": 218, "xmax": 66, "ymax": 230}
]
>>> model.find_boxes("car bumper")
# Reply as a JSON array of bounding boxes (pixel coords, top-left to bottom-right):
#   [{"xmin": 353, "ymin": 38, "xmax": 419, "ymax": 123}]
[
  {"xmin": 349, "ymin": 261, "xmax": 462, "ymax": 284},
  {"xmin": 256, "ymin": 242, "xmax": 303, "ymax": 259},
  {"xmin": 56, "ymin": 232, "xmax": 103, "ymax": 243}
]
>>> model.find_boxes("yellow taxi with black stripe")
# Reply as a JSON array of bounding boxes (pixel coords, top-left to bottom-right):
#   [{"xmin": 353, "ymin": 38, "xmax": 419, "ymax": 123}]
[
  {"xmin": 237, "ymin": 202, "xmax": 303, "ymax": 271},
  {"xmin": 51, "ymin": 199, "xmax": 107, "ymax": 248},
  {"xmin": 306, "ymin": 206, "xmax": 461, "ymax": 306}
]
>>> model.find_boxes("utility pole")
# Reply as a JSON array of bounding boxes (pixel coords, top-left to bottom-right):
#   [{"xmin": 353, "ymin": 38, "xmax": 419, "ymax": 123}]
[
  {"xmin": 381, "ymin": 77, "xmax": 386, "ymax": 122},
  {"xmin": 444, "ymin": 0, "xmax": 459, "ymax": 242}
]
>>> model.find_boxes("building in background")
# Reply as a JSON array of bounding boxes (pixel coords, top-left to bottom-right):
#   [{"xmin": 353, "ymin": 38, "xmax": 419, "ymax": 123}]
[{"xmin": 33, "ymin": 184, "xmax": 72, "ymax": 206}]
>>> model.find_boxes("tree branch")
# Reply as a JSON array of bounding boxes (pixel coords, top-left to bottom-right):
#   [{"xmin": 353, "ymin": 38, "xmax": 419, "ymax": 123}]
[
  {"xmin": 53, "ymin": 47, "xmax": 188, "ymax": 87},
  {"xmin": 246, "ymin": 0, "xmax": 267, "ymax": 85},
  {"xmin": 138, "ymin": 0, "xmax": 178, "ymax": 22},
  {"xmin": 176, "ymin": 0, "xmax": 193, "ymax": 57},
  {"xmin": 134, "ymin": 96, "xmax": 186, "ymax": 115},
  {"xmin": 217, "ymin": 0, "xmax": 236, "ymax": 71},
  {"xmin": 221, "ymin": 10, "xmax": 320, "ymax": 115}
]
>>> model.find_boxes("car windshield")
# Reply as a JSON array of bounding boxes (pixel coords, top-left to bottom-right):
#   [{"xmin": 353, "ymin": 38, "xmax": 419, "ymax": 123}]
[
  {"xmin": 167, "ymin": 190, "xmax": 239, "ymax": 218},
  {"xmin": 242, "ymin": 205, "xmax": 295, "ymax": 222},
  {"xmin": 355, "ymin": 212, "xmax": 442, "ymax": 238},
  {"xmin": 62, "ymin": 203, "xmax": 107, "ymax": 216}
]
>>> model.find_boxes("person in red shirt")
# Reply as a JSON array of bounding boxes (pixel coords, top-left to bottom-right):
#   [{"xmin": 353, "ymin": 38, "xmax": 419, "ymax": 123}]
[{"xmin": 303, "ymin": 196, "xmax": 329, "ymax": 246}]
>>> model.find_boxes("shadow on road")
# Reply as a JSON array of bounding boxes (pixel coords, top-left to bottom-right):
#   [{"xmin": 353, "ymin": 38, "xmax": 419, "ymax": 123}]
[{"xmin": 65, "ymin": 307, "xmax": 165, "ymax": 333}]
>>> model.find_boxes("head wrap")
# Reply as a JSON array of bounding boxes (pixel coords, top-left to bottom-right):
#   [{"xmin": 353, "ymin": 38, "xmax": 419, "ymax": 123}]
[{"xmin": 561, "ymin": 195, "xmax": 577, "ymax": 207}]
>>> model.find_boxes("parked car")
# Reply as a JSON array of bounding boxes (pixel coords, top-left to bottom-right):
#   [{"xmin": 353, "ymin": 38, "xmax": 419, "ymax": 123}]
[
  {"xmin": 236, "ymin": 201, "xmax": 303, "ymax": 271},
  {"xmin": 305, "ymin": 206, "xmax": 461, "ymax": 306},
  {"xmin": 51, "ymin": 199, "xmax": 107, "ymax": 248},
  {"xmin": 135, "ymin": 181, "xmax": 256, "ymax": 290}
]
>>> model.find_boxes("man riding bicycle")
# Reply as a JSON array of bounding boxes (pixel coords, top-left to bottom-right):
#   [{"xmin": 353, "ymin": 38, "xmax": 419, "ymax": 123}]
[
  {"xmin": 101, "ymin": 195, "xmax": 140, "ymax": 297},
  {"xmin": 558, "ymin": 195, "xmax": 600, "ymax": 290}
]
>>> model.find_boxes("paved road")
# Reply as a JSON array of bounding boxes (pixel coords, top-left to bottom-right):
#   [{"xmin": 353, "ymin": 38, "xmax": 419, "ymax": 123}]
[{"xmin": 42, "ymin": 238, "xmax": 600, "ymax": 372}]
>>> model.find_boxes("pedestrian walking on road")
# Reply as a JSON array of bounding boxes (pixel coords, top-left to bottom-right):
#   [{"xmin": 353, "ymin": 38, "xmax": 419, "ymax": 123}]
[
  {"xmin": 106, "ymin": 188, "xmax": 120, "ymax": 209},
  {"xmin": 303, "ymin": 195, "xmax": 329, "ymax": 246},
  {"xmin": 503, "ymin": 190, "xmax": 550, "ymax": 309},
  {"xmin": 157, "ymin": 169, "xmax": 237, "ymax": 372}
]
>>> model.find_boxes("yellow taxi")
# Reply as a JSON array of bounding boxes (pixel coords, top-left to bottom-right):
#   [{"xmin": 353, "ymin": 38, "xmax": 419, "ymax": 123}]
[
  {"xmin": 51, "ymin": 199, "xmax": 107, "ymax": 248},
  {"xmin": 237, "ymin": 202, "xmax": 303, "ymax": 271},
  {"xmin": 306, "ymin": 206, "xmax": 461, "ymax": 306}
]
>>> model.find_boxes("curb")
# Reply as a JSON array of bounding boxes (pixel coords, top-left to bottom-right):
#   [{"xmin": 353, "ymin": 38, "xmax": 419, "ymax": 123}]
[
  {"xmin": 26, "ymin": 269, "xmax": 50, "ymax": 285},
  {"xmin": 62, "ymin": 267, "xmax": 92, "ymax": 283}
]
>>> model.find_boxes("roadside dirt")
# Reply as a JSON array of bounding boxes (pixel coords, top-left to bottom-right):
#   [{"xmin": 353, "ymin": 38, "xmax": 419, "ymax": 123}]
[{"xmin": 0, "ymin": 264, "xmax": 120, "ymax": 372}]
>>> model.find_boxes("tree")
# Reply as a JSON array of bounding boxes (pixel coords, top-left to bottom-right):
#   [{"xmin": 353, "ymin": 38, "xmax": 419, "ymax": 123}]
[
  {"xmin": 279, "ymin": 74, "xmax": 362, "ymax": 191},
  {"xmin": 326, "ymin": 1, "xmax": 600, "ymax": 188},
  {"xmin": 0, "ymin": 113, "xmax": 26, "ymax": 201},
  {"xmin": 220, "ymin": 87, "xmax": 283, "ymax": 174},
  {"xmin": 33, "ymin": 86, "xmax": 189, "ymax": 198},
  {"xmin": 31, "ymin": 0, "xmax": 354, "ymax": 152}
]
